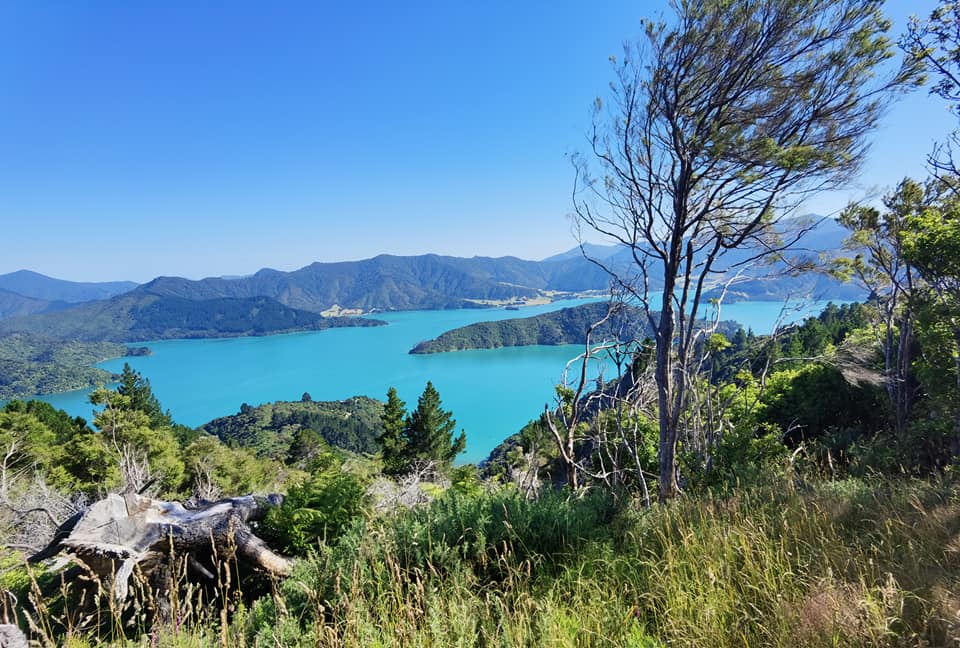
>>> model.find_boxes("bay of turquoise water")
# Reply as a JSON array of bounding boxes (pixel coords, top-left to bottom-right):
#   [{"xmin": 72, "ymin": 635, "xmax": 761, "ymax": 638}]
[{"xmin": 32, "ymin": 298, "xmax": 841, "ymax": 463}]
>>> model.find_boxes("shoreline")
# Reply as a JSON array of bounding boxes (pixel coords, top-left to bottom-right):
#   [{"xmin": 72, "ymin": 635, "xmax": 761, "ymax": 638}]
[{"xmin": 6, "ymin": 295, "xmax": 847, "ymax": 401}]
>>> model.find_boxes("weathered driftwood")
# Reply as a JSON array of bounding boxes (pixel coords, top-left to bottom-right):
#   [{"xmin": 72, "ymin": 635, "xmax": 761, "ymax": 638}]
[
  {"xmin": 0, "ymin": 624, "xmax": 28, "ymax": 648},
  {"xmin": 28, "ymin": 493, "xmax": 291, "ymax": 603}
]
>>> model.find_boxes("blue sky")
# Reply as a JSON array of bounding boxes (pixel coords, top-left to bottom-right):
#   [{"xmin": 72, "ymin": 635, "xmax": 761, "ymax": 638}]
[{"xmin": 0, "ymin": 0, "xmax": 952, "ymax": 282}]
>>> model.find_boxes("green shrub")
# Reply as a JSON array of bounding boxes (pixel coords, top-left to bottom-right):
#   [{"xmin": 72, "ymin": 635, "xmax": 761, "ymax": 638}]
[
  {"xmin": 685, "ymin": 423, "xmax": 789, "ymax": 493},
  {"xmin": 387, "ymin": 488, "xmax": 616, "ymax": 577},
  {"xmin": 261, "ymin": 452, "xmax": 368, "ymax": 555}
]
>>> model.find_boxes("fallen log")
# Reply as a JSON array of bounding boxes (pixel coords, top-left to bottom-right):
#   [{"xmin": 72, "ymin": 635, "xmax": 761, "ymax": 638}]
[
  {"xmin": 0, "ymin": 624, "xmax": 28, "ymax": 648},
  {"xmin": 29, "ymin": 492, "xmax": 291, "ymax": 604}
]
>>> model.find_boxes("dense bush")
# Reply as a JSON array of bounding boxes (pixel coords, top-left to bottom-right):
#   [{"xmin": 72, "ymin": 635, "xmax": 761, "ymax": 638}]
[{"xmin": 261, "ymin": 451, "xmax": 368, "ymax": 554}]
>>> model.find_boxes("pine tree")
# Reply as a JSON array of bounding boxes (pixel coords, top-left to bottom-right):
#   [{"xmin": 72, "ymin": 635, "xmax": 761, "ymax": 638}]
[
  {"xmin": 117, "ymin": 364, "xmax": 173, "ymax": 429},
  {"xmin": 405, "ymin": 381, "xmax": 466, "ymax": 468},
  {"xmin": 378, "ymin": 387, "xmax": 409, "ymax": 476}
]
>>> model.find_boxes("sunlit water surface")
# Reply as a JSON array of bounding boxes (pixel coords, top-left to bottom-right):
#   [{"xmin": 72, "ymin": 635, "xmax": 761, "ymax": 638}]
[{"xmin": 33, "ymin": 298, "xmax": 839, "ymax": 462}]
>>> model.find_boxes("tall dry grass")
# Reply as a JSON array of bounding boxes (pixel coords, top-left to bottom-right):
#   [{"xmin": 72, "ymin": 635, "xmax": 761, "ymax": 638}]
[{"xmin": 6, "ymin": 477, "xmax": 960, "ymax": 646}]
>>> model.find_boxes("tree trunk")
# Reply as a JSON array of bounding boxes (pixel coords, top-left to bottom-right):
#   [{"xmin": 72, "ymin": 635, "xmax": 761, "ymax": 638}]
[
  {"xmin": 953, "ymin": 326, "xmax": 960, "ymax": 458},
  {"xmin": 561, "ymin": 421, "xmax": 579, "ymax": 491},
  {"xmin": 894, "ymin": 312, "xmax": 915, "ymax": 440},
  {"xmin": 543, "ymin": 407, "xmax": 578, "ymax": 491},
  {"xmin": 884, "ymin": 306, "xmax": 899, "ymax": 435},
  {"xmin": 656, "ymin": 284, "xmax": 679, "ymax": 501}
]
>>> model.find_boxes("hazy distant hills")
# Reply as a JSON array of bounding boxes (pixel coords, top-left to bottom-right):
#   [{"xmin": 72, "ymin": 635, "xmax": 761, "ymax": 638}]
[
  {"xmin": 0, "ymin": 288, "xmax": 69, "ymax": 320},
  {"xmin": 0, "ymin": 293, "xmax": 385, "ymax": 342},
  {"xmin": 0, "ymin": 270, "xmax": 140, "ymax": 323},
  {"xmin": 714, "ymin": 274, "xmax": 865, "ymax": 302},
  {"xmin": 0, "ymin": 269, "xmax": 138, "ymax": 303},
  {"xmin": 541, "ymin": 242, "xmax": 627, "ymax": 264},
  {"xmin": 131, "ymin": 238, "xmax": 860, "ymax": 315},
  {"xmin": 540, "ymin": 218, "xmax": 866, "ymax": 302}
]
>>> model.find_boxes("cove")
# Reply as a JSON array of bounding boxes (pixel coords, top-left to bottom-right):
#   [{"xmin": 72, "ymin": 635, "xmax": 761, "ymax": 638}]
[{"xmin": 33, "ymin": 298, "xmax": 841, "ymax": 463}]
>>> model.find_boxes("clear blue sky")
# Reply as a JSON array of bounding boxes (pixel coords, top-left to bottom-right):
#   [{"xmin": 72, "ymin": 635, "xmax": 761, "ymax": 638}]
[{"xmin": 0, "ymin": 0, "xmax": 952, "ymax": 282}]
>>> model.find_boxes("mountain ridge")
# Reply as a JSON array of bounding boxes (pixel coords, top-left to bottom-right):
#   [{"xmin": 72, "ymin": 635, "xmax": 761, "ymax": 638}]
[
  {"xmin": 134, "ymin": 253, "xmax": 611, "ymax": 313},
  {"xmin": 0, "ymin": 270, "xmax": 138, "ymax": 303},
  {"xmin": 0, "ymin": 288, "xmax": 70, "ymax": 321}
]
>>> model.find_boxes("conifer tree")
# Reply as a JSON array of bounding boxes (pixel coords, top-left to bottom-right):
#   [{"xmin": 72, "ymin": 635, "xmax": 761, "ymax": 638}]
[
  {"xmin": 117, "ymin": 363, "xmax": 173, "ymax": 429},
  {"xmin": 405, "ymin": 381, "xmax": 465, "ymax": 467},
  {"xmin": 378, "ymin": 387, "xmax": 409, "ymax": 476}
]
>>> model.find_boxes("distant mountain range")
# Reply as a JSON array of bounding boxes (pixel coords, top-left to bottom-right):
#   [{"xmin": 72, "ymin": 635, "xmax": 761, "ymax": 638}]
[
  {"xmin": 538, "ymin": 218, "xmax": 864, "ymax": 302},
  {"xmin": 0, "ymin": 271, "xmax": 141, "ymax": 323},
  {"xmin": 0, "ymin": 270, "xmax": 138, "ymax": 303},
  {"xmin": 541, "ymin": 242, "xmax": 627, "ymax": 264},
  {"xmin": 134, "ymin": 253, "xmax": 613, "ymax": 313},
  {"xmin": 0, "ymin": 218, "xmax": 864, "ymax": 342}
]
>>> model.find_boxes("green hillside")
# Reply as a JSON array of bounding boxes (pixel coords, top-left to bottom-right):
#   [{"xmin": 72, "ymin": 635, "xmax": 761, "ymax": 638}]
[
  {"xmin": 200, "ymin": 395, "xmax": 386, "ymax": 458},
  {"xmin": 0, "ymin": 288, "xmax": 58, "ymax": 320}
]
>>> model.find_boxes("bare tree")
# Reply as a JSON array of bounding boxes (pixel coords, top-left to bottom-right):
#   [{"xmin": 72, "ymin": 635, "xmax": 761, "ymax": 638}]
[
  {"xmin": 544, "ymin": 300, "xmax": 622, "ymax": 490},
  {"xmin": 118, "ymin": 445, "xmax": 155, "ymax": 495},
  {"xmin": 574, "ymin": 0, "xmax": 915, "ymax": 499},
  {"xmin": 1, "ymin": 473, "xmax": 87, "ymax": 556},
  {"xmin": 902, "ymin": 0, "xmax": 960, "ymax": 191}
]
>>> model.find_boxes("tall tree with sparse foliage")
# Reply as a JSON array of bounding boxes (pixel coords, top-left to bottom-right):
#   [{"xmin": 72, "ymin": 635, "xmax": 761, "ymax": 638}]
[
  {"xmin": 574, "ymin": 0, "xmax": 918, "ymax": 499},
  {"xmin": 903, "ymin": 196, "xmax": 960, "ymax": 455},
  {"xmin": 837, "ymin": 179, "xmax": 930, "ymax": 438},
  {"xmin": 902, "ymin": 0, "xmax": 960, "ymax": 187}
]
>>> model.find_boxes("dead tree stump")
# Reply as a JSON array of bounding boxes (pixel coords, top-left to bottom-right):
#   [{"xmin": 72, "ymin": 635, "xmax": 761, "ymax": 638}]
[{"xmin": 29, "ymin": 493, "xmax": 291, "ymax": 606}]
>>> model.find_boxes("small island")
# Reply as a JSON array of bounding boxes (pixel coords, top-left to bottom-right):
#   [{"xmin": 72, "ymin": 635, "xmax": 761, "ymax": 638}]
[{"xmin": 410, "ymin": 301, "xmax": 740, "ymax": 354}]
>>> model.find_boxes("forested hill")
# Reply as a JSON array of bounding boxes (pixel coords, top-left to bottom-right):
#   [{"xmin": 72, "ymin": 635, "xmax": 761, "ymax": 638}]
[
  {"xmin": 410, "ymin": 301, "xmax": 741, "ymax": 353},
  {"xmin": 0, "ymin": 292, "xmax": 386, "ymax": 342},
  {"xmin": 200, "ymin": 396, "xmax": 385, "ymax": 457},
  {"xmin": 0, "ymin": 270, "xmax": 137, "ymax": 303},
  {"xmin": 136, "ymin": 253, "xmax": 613, "ymax": 313},
  {"xmin": 0, "ymin": 334, "xmax": 129, "ymax": 399}
]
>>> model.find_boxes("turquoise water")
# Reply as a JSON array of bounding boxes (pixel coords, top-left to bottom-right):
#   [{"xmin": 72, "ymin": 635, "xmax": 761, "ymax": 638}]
[{"xmin": 32, "ymin": 298, "xmax": 841, "ymax": 462}]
